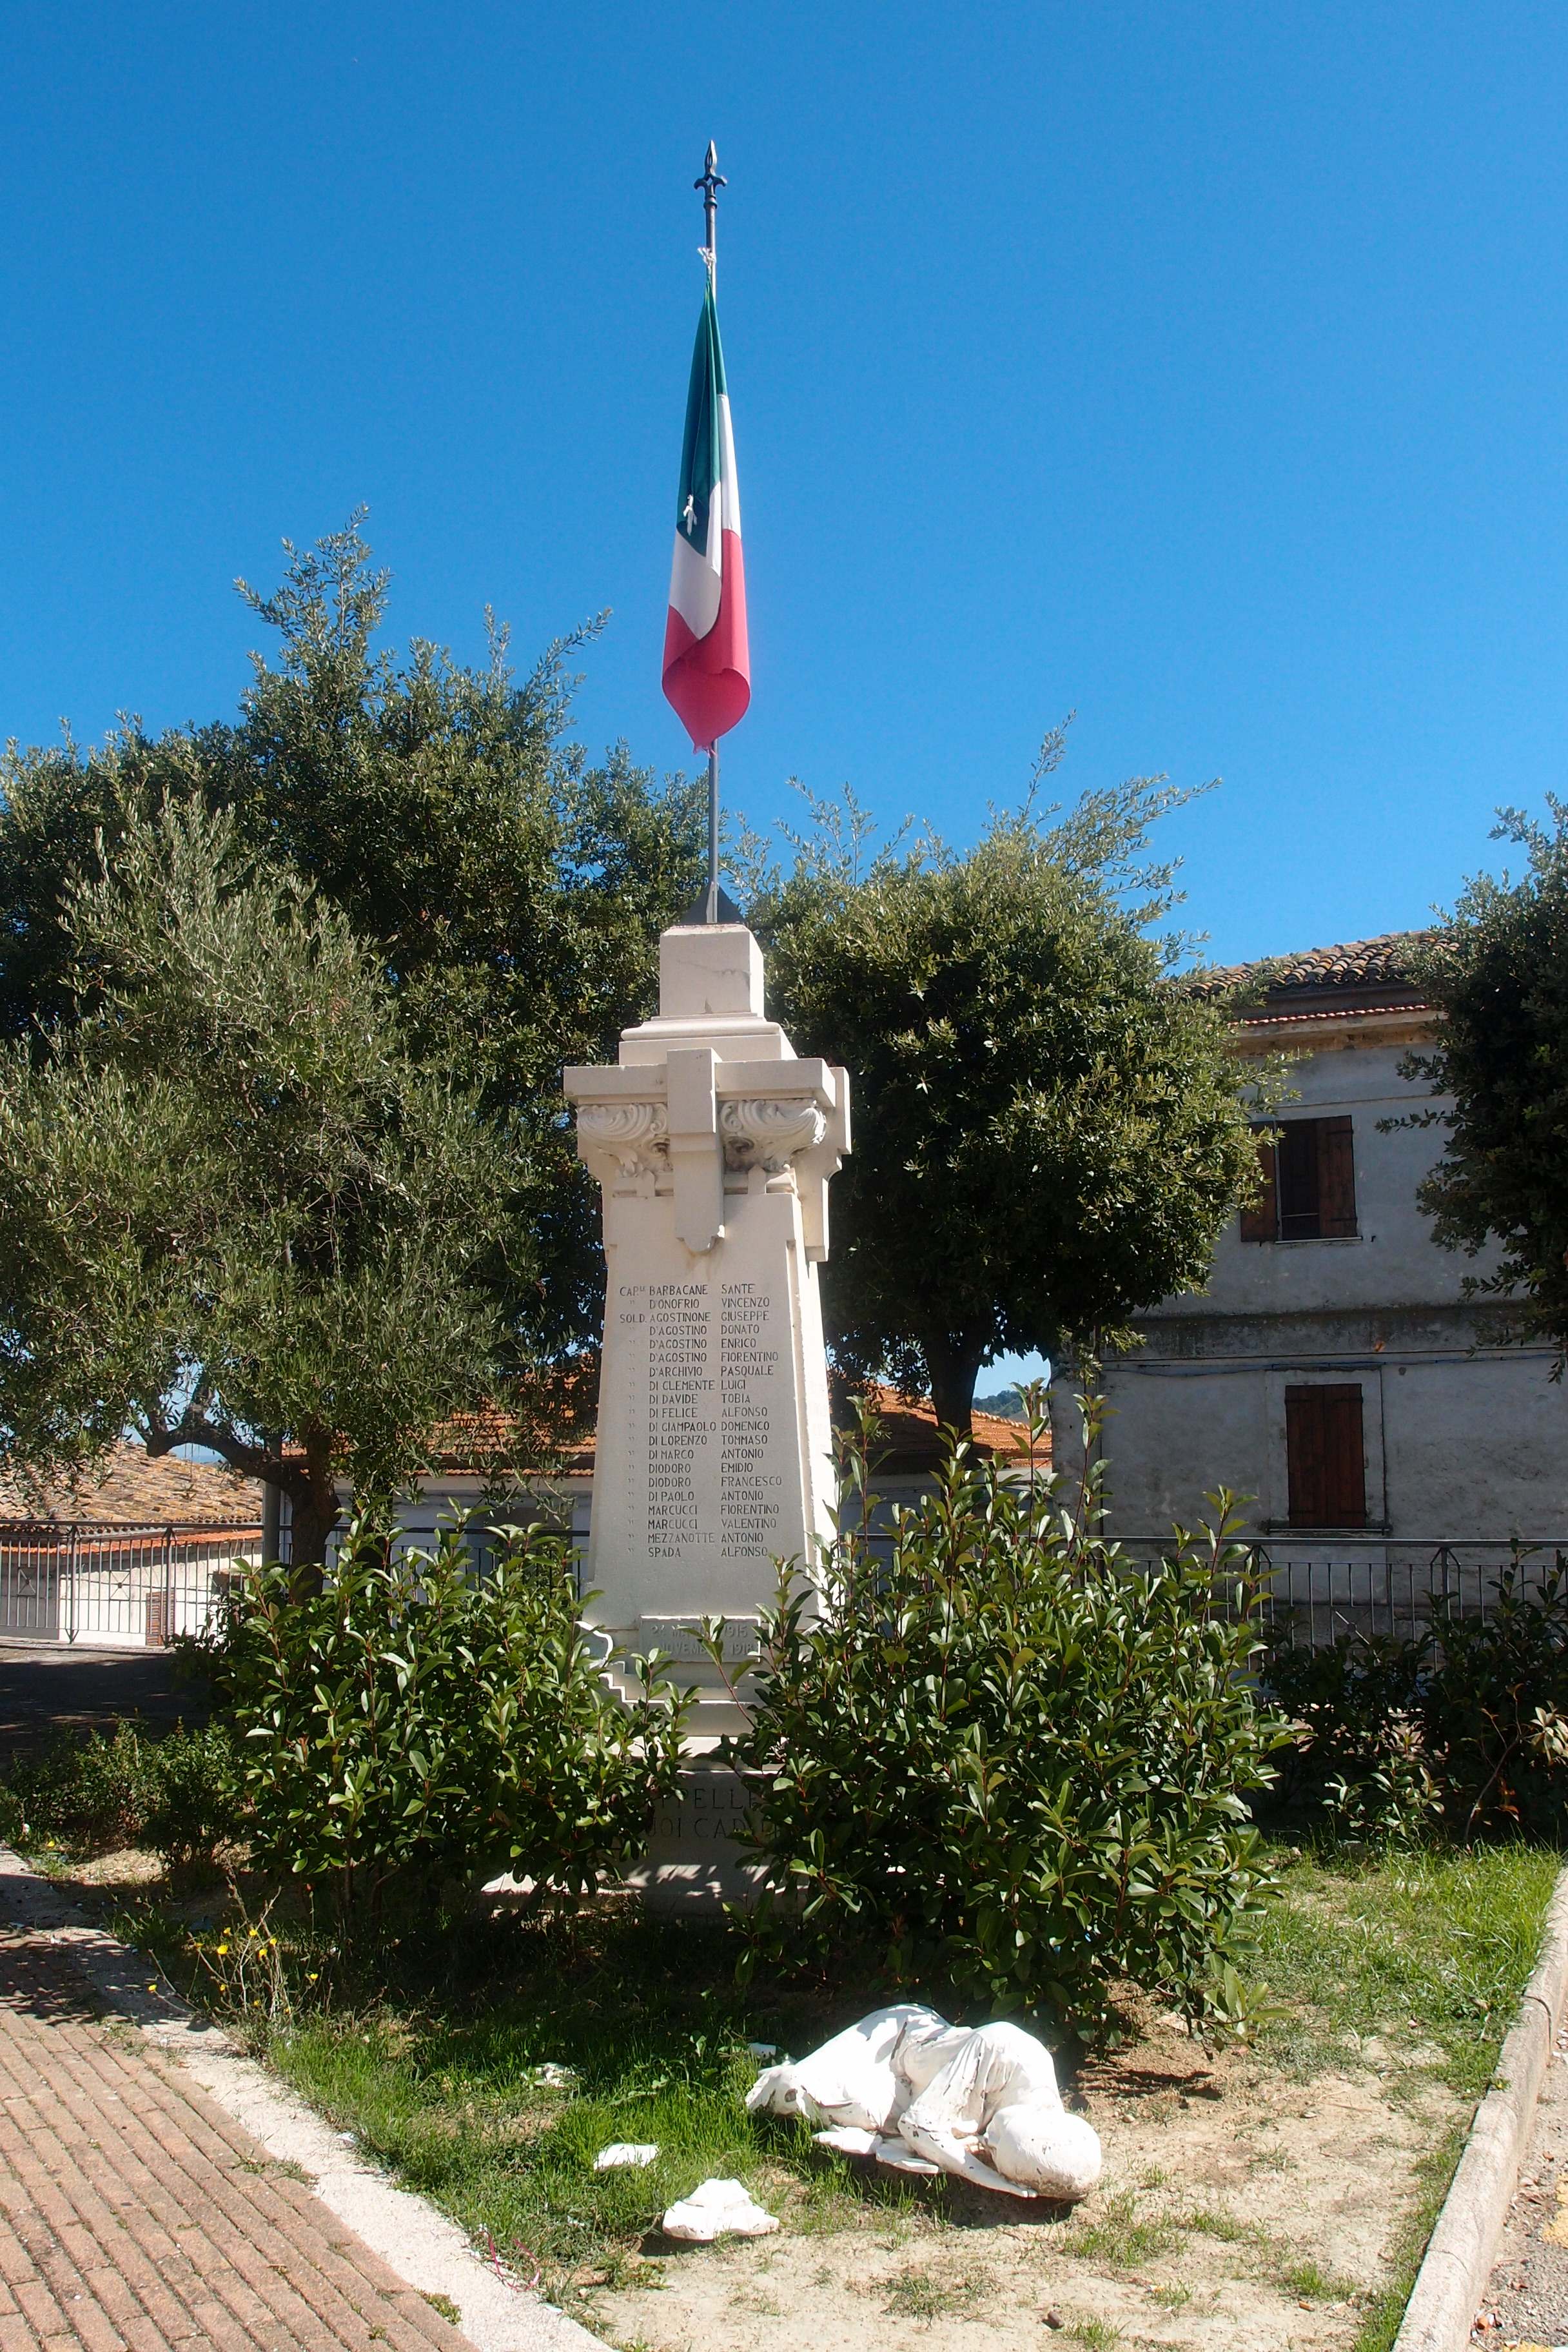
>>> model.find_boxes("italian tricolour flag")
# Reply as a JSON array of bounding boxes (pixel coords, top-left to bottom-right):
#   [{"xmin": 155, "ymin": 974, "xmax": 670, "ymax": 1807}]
[{"xmin": 662, "ymin": 283, "xmax": 750, "ymax": 750}]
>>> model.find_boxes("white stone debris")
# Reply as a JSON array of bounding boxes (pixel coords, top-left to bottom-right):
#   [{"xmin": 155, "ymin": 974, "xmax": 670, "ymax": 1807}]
[
  {"xmin": 593, "ymin": 2142, "xmax": 660, "ymax": 2170},
  {"xmin": 746, "ymin": 2004, "xmax": 1102, "ymax": 2202},
  {"xmin": 810, "ymin": 2124, "xmax": 941, "ymax": 2175},
  {"xmin": 661, "ymin": 2177, "xmax": 780, "ymax": 2241}
]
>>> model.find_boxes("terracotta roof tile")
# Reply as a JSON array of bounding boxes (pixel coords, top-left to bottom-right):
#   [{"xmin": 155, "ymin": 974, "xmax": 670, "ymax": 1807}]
[
  {"xmin": 427, "ymin": 1386, "xmax": 1041, "ymax": 1480},
  {"xmin": 1188, "ymin": 930, "xmax": 1433, "ymax": 1017},
  {"xmin": 0, "ymin": 1443, "xmax": 263, "ymax": 1529},
  {"xmin": 836, "ymin": 1384, "xmax": 1041, "ymax": 1473}
]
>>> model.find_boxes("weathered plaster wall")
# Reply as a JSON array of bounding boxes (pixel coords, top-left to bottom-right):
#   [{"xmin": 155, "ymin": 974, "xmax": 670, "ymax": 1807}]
[
  {"xmin": 1050, "ymin": 1024, "xmax": 1568, "ymax": 1545},
  {"xmin": 1167, "ymin": 1036, "xmax": 1480, "ymax": 1321},
  {"xmin": 1064, "ymin": 1345, "xmax": 1565, "ymax": 1542}
]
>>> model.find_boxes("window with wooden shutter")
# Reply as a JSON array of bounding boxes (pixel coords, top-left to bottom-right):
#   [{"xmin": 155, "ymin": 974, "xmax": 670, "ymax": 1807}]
[
  {"xmin": 1246, "ymin": 1117, "xmax": 1358, "ymax": 1241},
  {"xmin": 1239, "ymin": 1133, "xmax": 1279, "ymax": 1242},
  {"xmin": 1277, "ymin": 1121, "xmax": 1321, "ymax": 1238},
  {"xmin": 1317, "ymin": 1115, "xmax": 1357, "ymax": 1236},
  {"xmin": 1285, "ymin": 1384, "xmax": 1367, "ymax": 1527}
]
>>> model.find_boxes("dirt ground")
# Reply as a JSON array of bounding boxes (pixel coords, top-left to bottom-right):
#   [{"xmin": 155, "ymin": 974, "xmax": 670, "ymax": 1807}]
[{"xmin": 589, "ymin": 2009, "xmax": 1460, "ymax": 2352}]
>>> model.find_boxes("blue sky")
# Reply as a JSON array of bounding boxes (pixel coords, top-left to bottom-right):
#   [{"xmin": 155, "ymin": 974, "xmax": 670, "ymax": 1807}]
[{"xmin": 3, "ymin": 1, "xmax": 1566, "ymax": 982}]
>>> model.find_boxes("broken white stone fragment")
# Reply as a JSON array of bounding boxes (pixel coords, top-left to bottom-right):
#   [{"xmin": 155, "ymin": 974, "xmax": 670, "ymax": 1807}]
[
  {"xmin": 808, "ymin": 2122, "xmax": 943, "ymax": 2176},
  {"xmin": 748, "ymin": 2003, "xmax": 956, "ymax": 2131},
  {"xmin": 661, "ymin": 2177, "xmax": 779, "ymax": 2242},
  {"xmin": 593, "ymin": 2142, "xmax": 660, "ymax": 2170},
  {"xmin": 747, "ymin": 2004, "xmax": 1101, "ymax": 2202},
  {"xmin": 868, "ymin": 2135, "xmax": 942, "ymax": 2177}
]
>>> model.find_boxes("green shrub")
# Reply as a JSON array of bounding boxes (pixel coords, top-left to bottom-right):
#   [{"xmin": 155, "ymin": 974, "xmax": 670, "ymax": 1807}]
[
  {"xmin": 0, "ymin": 1720, "xmax": 164, "ymax": 1854},
  {"xmin": 1263, "ymin": 1629, "xmax": 1440, "ymax": 1841},
  {"xmin": 1426, "ymin": 1557, "xmax": 1568, "ymax": 1835},
  {"xmin": 0, "ymin": 1717, "xmax": 241, "ymax": 1863},
  {"xmin": 1264, "ymin": 1627, "xmax": 1425, "ymax": 1787},
  {"xmin": 725, "ymin": 1412, "xmax": 1288, "ymax": 2029},
  {"xmin": 226, "ymin": 1513, "xmax": 694, "ymax": 1935},
  {"xmin": 1262, "ymin": 1553, "xmax": 1568, "ymax": 1839},
  {"xmin": 142, "ymin": 1721, "xmax": 242, "ymax": 1867}
]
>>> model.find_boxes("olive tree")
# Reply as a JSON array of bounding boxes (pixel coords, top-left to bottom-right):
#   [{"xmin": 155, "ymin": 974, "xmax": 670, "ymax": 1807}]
[
  {"xmin": 0, "ymin": 520, "xmax": 706, "ymax": 1369},
  {"xmin": 0, "ymin": 521, "xmax": 707, "ymax": 1534},
  {"xmin": 0, "ymin": 796, "xmax": 509, "ymax": 1566}
]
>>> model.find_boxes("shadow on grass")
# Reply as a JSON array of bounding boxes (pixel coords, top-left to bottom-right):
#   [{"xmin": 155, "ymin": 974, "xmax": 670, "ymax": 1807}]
[
  {"xmin": 120, "ymin": 1885, "xmax": 1078, "ymax": 2298},
  {"xmin": 65, "ymin": 1834, "xmax": 1568, "ymax": 2334}
]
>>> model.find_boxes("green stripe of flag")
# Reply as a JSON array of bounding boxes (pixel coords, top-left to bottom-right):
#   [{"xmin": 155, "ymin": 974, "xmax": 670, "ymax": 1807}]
[{"xmin": 676, "ymin": 286, "xmax": 729, "ymax": 554}]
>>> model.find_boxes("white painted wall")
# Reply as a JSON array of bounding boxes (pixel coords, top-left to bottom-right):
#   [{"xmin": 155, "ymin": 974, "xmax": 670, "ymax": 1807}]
[
  {"xmin": 330, "ymin": 1475, "xmax": 593, "ymax": 1574},
  {"xmin": 1170, "ymin": 1037, "xmax": 1473, "ymax": 1320},
  {"xmin": 1051, "ymin": 1021, "xmax": 1568, "ymax": 1549}
]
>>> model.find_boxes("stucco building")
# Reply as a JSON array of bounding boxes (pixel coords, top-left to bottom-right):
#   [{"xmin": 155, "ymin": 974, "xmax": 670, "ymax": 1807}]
[{"xmin": 1052, "ymin": 936, "xmax": 1568, "ymax": 1551}]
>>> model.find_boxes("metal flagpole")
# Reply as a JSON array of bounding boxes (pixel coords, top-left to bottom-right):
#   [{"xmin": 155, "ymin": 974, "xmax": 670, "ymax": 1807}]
[{"xmin": 697, "ymin": 139, "xmax": 725, "ymax": 924}]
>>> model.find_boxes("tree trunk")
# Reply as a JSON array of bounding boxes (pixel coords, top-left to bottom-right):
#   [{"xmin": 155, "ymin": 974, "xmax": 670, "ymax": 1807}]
[
  {"xmin": 286, "ymin": 1431, "xmax": 341, "ymax": 1592},
  {"xmin": 142, "ymin": 1412, "xmax": 338, "ymax": 1590},
  {"xmin": 923, "ymin": 1332, "xmax": 987, "ymax": 1441},
  {"xmin": 260, "ymin": 1476, "xmax": 283, "ymax": 1566}
]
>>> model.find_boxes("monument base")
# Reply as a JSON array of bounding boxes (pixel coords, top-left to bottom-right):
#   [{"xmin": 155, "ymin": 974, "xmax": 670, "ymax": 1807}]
[{"xmin": 622, "ymin": 1758, "xmax": 770, "ymax": 1912}]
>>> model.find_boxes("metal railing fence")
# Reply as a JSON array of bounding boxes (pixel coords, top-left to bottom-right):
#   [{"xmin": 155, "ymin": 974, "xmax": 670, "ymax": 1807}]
[
  {"xmin": 1111, "ymin": 1536, "xmax": 1568, "ymax": 1650},
  {"xmin": 0, "ymin": 1523, "xmax": 264, "ymax": 1646},
  {"xmin": 8, "ymin": 1515, "xmax": 1549, "ymax": 1656}
]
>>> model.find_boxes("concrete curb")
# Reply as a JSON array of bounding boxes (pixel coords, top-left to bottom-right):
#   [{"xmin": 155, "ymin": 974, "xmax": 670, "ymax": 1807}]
[
  {"xmin": 0, "ymin": 1849, "xmax": 607, "ymax": 2352},
  {"xmin": 1394, "ymin": 1864, "xmax": 1568, "ymax": 2352}
]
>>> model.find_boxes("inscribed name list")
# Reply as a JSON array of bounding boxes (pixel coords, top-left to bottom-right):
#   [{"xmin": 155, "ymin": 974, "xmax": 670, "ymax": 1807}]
[{"xmin": 620, "ymin": 1273, "xmax": 790, "ymax": 1568}]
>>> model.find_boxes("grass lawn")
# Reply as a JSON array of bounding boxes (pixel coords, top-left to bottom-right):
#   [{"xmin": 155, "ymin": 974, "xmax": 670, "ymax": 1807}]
[
  {"xmin": 1249, "ymin": 1839, "xmax": 1563, "ymax": 2351},
  {"xmin": 1253, "ymin": 1841, "xmax": 1561, "ymax": 2101},
  {"xmin": 96, "ymin": 1832, "xmax": 1562, "ymax": 2350},
  {"xmin": 224, "ymin": 1907, "xmax": 912, "ymax": 2295}
]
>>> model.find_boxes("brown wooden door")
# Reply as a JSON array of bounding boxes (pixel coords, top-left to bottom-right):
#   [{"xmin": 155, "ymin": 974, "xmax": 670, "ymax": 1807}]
[{"xmin": 1285, "ymin": 1384, "xmax": 1367, "ymax": 1527}]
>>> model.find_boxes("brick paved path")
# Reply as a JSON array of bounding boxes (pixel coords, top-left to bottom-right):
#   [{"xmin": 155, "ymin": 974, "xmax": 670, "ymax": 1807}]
[{"xmin": 0, "ymin": 1916, "xmax": 475, "ymax": 2352}]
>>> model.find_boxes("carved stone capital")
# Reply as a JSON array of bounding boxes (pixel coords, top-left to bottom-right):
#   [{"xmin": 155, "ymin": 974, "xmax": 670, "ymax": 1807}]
[
  {"xmin": 576, "ymin": 1099, "xmax": 669, "ymax": 1177},
  {"xmin": 720, "ymin": 1097, "xmax": 828, "ymax": 1173}
]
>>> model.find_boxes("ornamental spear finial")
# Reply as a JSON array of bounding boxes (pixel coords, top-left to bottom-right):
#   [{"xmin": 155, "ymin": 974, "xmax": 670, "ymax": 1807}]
[{"xmin": 695, "ymin": 141, "xmax": 725, "ymax": 291}]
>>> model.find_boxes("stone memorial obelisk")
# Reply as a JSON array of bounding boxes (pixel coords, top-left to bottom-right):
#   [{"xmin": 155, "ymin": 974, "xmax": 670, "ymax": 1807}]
[
  {"xmin": 564, "ymin": 921, "xmax": 849, "ymax": 1740},
  {"xmin": 567, "ymin": 146, "xmax": 852, "ymax": 1900}
]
